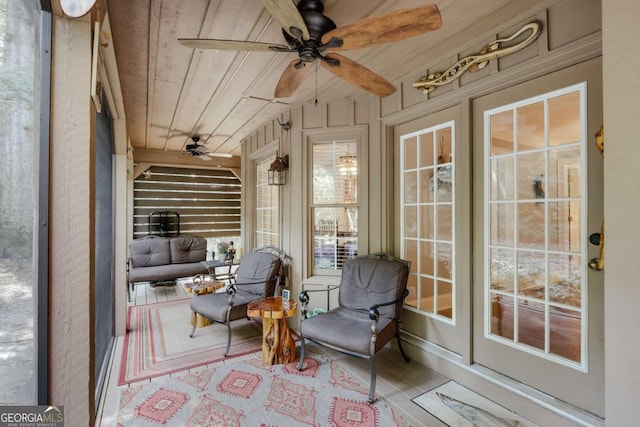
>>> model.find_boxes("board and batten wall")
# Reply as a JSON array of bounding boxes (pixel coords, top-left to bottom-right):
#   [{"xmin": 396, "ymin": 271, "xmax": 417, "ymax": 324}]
[{"xmin": 240, "ymin": 1, "xmax": 604, "ymax": 425}]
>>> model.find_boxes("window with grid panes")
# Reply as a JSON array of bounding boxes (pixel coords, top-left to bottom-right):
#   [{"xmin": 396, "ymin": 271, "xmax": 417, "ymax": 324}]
[{"xmin": 256, "ymin": 155, "xmax": 279, "ymax": 247}]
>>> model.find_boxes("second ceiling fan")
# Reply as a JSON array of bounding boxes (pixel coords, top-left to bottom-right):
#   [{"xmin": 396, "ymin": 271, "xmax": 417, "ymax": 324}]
[{"xmin": 179, "ymin": 0, "xmax": 441, "ymax": 98}]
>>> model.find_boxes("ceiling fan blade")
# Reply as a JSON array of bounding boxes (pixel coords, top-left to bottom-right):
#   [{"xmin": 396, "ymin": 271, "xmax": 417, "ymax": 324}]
[
  {"xmin": 321, "ymin": 4, "xmax": 441, "ymax": 51},
  {"xmin": 261, "ymin": 0, "xmax": 310, "ymax": 40},
  {"xmin": 321, "ymin": 53, "xmax": 396, "ymax": 97},
  {"xmin": 178, "ymin": 38, "xmax": 290, "ymax": 52},
  {"xmin": 274, "ymin": 59, "xmax": 313, "ymax": 98}
]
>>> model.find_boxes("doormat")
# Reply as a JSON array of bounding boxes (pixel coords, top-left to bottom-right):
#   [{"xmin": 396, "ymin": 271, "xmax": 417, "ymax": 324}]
[{"xmin": 412, "ymin": 380, "xmax": 538, "ymax": 426}]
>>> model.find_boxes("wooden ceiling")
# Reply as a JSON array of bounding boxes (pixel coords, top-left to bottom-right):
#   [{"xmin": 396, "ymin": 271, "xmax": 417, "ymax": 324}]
[{"xmin": 105, "ymin": 0, "xmax": 515, "ymax": 160}]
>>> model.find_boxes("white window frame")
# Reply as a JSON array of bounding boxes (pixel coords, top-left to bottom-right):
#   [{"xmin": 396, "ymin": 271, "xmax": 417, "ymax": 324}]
[
  {"xmin": 255, "ymin": 154, "xmax": 280, "ymax": 248},
  {"xmin": 483, "ymin": 82, "xmax": 588, "ymax": 371},
  {"xmin": 400, "ymin": 121, "xmax": 456, "ymax": 325},
  {"xmin": 305, "ymin": 127, "xmax": 368, "ymax": 278}
]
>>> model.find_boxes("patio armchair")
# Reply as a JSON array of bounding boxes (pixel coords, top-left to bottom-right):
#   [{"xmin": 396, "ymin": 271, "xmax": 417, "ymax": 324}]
[
  {"xmin": 297, "ymin": 252, "xmax": 411, "ymax": 403},
  {"xmin": 189, "ymin": 246, "xmax": 289, "ymax": 356}
]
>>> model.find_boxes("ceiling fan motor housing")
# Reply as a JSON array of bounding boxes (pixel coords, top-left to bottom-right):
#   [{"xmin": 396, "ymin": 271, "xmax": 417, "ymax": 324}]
[{"xmin": 284, "ymin": 0, "xmax": 336, "ymax": 62}]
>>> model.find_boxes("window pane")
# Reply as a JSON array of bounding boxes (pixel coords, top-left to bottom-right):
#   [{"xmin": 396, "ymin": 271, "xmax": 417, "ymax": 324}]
[
  {"xmin": 490, "ymin": 157, "xmax": 514, "ymax": 201},
  {"xmin": 404, "ymin": 206, "xmax": 417, "ymax": 238},
  {"xmin": 405, "ymin": 135, "xmax": 417, "ymax": 169},
  {"xmin": 517, "ymin": 101, "xmax": 544, "ymax": 151},
  {"xmin": 549, "ymin": 254, "xmax": 581, "ymax": 307},
  {"xmin": 490, "ymin": 203, "xmax": 514, "ymax": 246},
  {"xmin": 517, "ymin": 299, "xmax": 545, "ymax": 351},
  {"xmin": 420, "ymin": 276, "xmax": 435, "ymax": 313},
  {"xmin": 517, "ymin": 250, "xmax": 546, "ymax": 300},
  {"xmin": 437, "ymin": 280, "xmax": 453, "ymax": 319},
  {"xmin": 490, "ymin": 247, "xmax": 515, "ymax": 293},
  {"xmin": 516, "ymin": 152, "xmax": 545, "ymax": 200},
  {"xmin": 419, "ymin": 132, "xmax": 434, "ymax": 167},
  {"xmin": 548, "ymin": 147, "xmax": 581, "ymax": 199},
  {"xmin": 517, "ymin": 202, "xmax": 545, "ymax": 249},
  {"xmin": 490, "ymin": 294, "xmax": 514, "ymax": 340},
  {"xmin": 549, "ymin": 91, "xmax": 581, "ymax": 146},
  {"xmin": 490, "ymin": 110, "xmax": 514, "ymax": 155},
  {"xmin": 0, "ymin": 0, "xmax": 42, "ymax": 404}
]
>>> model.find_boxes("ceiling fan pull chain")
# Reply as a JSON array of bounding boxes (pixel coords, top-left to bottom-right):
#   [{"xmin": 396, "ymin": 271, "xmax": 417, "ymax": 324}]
[{"xmin": 314, "ymin": 61, "xmax": 318, "ymax": 106}]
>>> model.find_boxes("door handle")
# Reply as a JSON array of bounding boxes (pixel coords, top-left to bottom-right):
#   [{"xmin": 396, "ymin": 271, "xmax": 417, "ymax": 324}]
[{"xmin": 588, "ymin": 224, "xmax": 604, "ymax": 271}]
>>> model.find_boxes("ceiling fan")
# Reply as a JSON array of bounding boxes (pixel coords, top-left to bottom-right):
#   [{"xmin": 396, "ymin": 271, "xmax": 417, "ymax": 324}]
[
  {"xmin": 178, "ymin": 0, "xmax": 441, "ymax": 98},
  {"xmin": 183, "ymin": 136, "xmax": 233, "ymax": 160}
]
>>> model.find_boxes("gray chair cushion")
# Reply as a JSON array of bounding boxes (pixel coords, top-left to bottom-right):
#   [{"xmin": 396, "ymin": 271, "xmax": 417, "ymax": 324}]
[
  {"xmin": 129, "ymin": 237, "xmax": 171, "ymax": 268},
  {"xmin": 234, "ymin": 251, "xmax": 282, "ymax": 296},
  {"xmin": 338, "ymin": 257, "xmax": 409, "ymax": 320},
  {"xmin": 300, "ymin": 307, "xmax": 394, "ymax": 355},
  {"xmin": 170, "ymin": 236, "xmax": 207, "ymax": 264},
  {"xmin": 189, "ymin": 290, "xmax": 263, "ymax": 323}
]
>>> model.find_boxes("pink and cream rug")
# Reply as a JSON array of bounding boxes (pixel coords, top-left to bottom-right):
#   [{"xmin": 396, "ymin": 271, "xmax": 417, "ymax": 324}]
[
  {"xmin": 119, "ymin": 299, "xmax": 263, "ymax": 385},
  {"xmin": 117, "ymin": 346, "xmax": 418, "ymax": 426}
]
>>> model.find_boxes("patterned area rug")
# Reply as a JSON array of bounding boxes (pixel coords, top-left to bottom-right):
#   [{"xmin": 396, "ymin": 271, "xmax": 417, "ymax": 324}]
[
  {"xmin": 119, "ymin": 299, "xmax": 263, "ymax": 385},
  {"xmin": 118, "ymin": 346, "xmax": 417, "ymax": 426}
]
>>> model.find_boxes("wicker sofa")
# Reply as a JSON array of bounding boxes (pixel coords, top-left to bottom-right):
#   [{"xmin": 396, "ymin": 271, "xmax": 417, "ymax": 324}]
[{"xmin": 127, "ymin": 235, "xmax": 209, "ymax": 301}]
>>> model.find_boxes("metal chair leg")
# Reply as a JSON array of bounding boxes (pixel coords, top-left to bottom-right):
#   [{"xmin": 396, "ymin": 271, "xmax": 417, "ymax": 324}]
[
  {"xmin": 297, "ymin": 336, "xmax": 306, "ymax": 371},
  {"xmin": 368, "ymin": 354, "xmax": 377, "ymax": 404},
  {"xmin": 223, "ymin": 321, "xmax": 232, "ymax": 356},
  {"xmin": 189, "ymin": 313, "xmax": 197, "ymax": 338}
]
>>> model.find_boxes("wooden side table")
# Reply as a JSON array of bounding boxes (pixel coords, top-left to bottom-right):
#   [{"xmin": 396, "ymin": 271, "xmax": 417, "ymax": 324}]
[{"xmin": 247, "ymin": 296, "xmax": 297, "ymax": 365}]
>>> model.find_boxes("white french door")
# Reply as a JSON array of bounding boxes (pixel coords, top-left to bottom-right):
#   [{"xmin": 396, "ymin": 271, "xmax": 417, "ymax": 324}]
[
  {"xmin": 472, "ymin": 58, "xmax": 604, "ymax": 416},
  {"xmin": 395, "ymin": 105, "xmax": 468, "ymax": 354}
]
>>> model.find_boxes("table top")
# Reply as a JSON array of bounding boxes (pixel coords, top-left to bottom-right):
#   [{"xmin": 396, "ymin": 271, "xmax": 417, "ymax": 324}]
[
  {"xmin": 183, "ymin": 280, "xmax": 225, "ymax": 295},
  {"xmin": 247, "ymin": 296, "xmax": 297, "ymax": 320},
  {"xmin": 201, "ymin": 259, "xmax": 238, "ymax": 269}
]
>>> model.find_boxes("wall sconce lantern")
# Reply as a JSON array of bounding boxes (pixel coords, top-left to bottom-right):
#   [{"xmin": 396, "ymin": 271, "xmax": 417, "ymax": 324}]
[{"xmin": 268, "ymin": 151, "xmax": 289, "ymax": 185}]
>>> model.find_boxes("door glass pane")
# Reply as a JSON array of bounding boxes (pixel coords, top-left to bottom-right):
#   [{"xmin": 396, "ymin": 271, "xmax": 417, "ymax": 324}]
[
  {"xmin": 549, "ymin": 91, "xmax": 581, "ymax": 146},
  {"xmin": 490, "ymin": 157, "xmax": 514, "ymax": 201},
  {"xmin": 517, "ymin": 101, "xmax": 545, "ymax": 151},
  {"xmin": 490, "ymin": 110, "xmax": 513, "ymax": 155},
  {"xmin": 485, "ymin": 84, "xmax": 586, "ymax": 367},
  {"xmin": 401, "ymin": 121, "xmax": 455, "ymax": 323},
  {"xmin": 437, "ymin": 280, "xmax": 453, "ymax": 319},
  {"xmin": 490, "ymin": 294, "xmax": 514, "ymax": 340},
  {"xmin": 420, "ymin": 276, "xmax": 435, "ymax": 313}
]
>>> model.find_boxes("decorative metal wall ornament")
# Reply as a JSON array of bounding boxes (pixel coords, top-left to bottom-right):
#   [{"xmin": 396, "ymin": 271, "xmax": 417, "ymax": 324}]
[{"xmin": 413, "ymin": 21, "xmax": 542, "ymax": 94}]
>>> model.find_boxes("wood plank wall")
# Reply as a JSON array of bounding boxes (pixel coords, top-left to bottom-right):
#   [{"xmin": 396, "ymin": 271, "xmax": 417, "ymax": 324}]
[{"xmin": 132, "ymin": 166, "xmax": 241, "ymax": 238}]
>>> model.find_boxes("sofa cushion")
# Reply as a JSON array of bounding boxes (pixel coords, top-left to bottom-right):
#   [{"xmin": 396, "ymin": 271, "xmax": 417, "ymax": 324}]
[
  {"xmin": 170, "ymin": 236, "xmax": 207, "ymax": 264},
  {"xmin": 128, "ymin": 262, "xmax": 209, "ymax": 283},
  {"xmin": 129, "ymin": 237, "xmax": 171, "ymax": 268}
]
